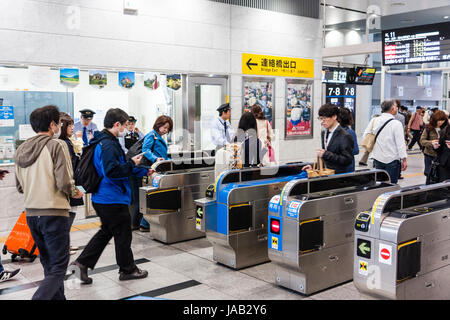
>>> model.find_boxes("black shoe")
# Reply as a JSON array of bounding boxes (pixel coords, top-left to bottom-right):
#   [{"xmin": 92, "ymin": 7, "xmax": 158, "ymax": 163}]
[
  {"xmin": 398, "ymin": 176, "xmax": 404, "ymax": 180},
  {"xmin": 119, "ymin": 267, "xmax": 148, "ymax": 281},
  {"xmin": 69, "ymin": 261, "xmax": 93, "ymax": 284},
  {"xmin": 131, "ymin": 226, "xmax": 139, "ymax": 231},
  {"xmin": 0, "ymin": 269, "xmax": 21, "ymax": 282},
  {"xmin": 358, "ymin": 162, "xmax": 367, "ymax": 166},
  {"xmin": 139, "ymin": 227, "xmax": 150, "ymax": 232}
]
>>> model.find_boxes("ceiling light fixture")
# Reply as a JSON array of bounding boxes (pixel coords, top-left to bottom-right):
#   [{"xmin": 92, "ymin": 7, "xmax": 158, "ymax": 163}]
[
  {"xmin": 391, "ymin": 2, "xmax": 406, "ymax": 6},
  {"xmin": 444, "ymin": 16, "xmax": 449, "ymax": 19}
]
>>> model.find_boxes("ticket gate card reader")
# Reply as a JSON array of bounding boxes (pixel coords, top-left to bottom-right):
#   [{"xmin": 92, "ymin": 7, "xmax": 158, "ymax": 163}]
[
  {"xmin": 353, "ymin": 182, "xmax": 450, "ymax": 300},
  {"xmin": 268, "ymin": 169, "xmax": 399, "ymax": 295},
  {"xmin": 194, "ymin": 162, "xmax": 309, "ymax": 270},
  {"xmin": 139, "ymin": 157, "xmax": 215, "ymax": 244}
]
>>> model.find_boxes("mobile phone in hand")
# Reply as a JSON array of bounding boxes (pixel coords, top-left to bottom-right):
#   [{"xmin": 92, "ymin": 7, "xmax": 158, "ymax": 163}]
[{"xmin": 76, "ymin": 185, "xmax": 86, "ymax": 193}]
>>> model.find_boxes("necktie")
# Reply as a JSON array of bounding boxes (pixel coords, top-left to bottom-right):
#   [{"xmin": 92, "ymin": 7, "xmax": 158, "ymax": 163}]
[
  {"xmin": 325, "ymin": 129, "xmax": 330, "ymax": 149},
  {"xmin": 82, "ymin": 127, "xmax": 88, "ymax": 146},
  {"xmin": 223, "ymin": 121, "xmax": 228, "ymax": 140}
]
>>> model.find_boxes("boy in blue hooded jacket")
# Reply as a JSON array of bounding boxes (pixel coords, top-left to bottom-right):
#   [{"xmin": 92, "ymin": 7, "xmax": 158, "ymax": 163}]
[{"xmin": 71, "ymin": 108, "xmax": 150, "ymax": 283}]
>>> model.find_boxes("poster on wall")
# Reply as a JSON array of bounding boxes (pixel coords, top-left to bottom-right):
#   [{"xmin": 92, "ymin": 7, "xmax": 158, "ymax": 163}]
[
  {"xmin": 89, "ymin": 70, "xmax": 107, "ymax": 86},
  {"xmin": 0, "ymin": 135, "xmax": 15, "ymax": 163},
  {"xmin": 285, "ymin": 80, "xmax": 313, "ymax": 139},
  {"xmin": 118, "ymin": 71, "xmax": 135, "ymax": 88},
  {"xmin": 60, "ymin": 68, "xmax": 80, "ymax": 85},
  {"xmin": 166, "ymin": 74, "xmax": 181, "ymax": 91},
  {"xmin": 243, "ymin": 78, "xmax": 274, "ymax": 127},
  {"xmin": 144, "ymin": 72, "xmax": 160, "ymax": 90},
  {"xmin": 0, "ymin": 105, "xmax": 14, "ymax": 127}
]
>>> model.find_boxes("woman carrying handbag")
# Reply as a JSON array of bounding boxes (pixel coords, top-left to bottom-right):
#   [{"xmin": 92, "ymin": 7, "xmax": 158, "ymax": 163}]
[{"xmin": 251, "ymin": 104, "xmax": 275, "ymax": 165}]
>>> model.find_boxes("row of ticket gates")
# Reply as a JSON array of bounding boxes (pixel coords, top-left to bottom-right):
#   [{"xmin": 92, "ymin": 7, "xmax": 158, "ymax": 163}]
[{"xmin": 138, "ymin": 151, "xmax": 450, "ymax": 300}]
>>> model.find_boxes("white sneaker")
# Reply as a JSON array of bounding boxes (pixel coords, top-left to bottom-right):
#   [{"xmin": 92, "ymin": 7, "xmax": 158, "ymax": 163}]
[{"xmin": 0, "ymin": 269, "xmax": 21, "ymax": 282}]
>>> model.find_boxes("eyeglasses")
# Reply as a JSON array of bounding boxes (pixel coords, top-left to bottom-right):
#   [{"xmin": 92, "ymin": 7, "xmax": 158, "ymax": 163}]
[{"xmin": 317, "ymin": 116, "xmax": 331, "ymax": 121}]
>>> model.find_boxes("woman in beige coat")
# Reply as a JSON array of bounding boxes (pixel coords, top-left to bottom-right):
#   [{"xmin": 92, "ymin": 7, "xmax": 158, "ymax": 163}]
[{"xmin": 251, "ymin": 104, "xmax": 275, "ymax": 164}]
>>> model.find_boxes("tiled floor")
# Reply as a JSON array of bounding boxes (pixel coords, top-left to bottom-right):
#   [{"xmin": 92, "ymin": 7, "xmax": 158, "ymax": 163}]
[{"xmin": 0, "ymin": 149, "xmax": 428, "ymax": 300}]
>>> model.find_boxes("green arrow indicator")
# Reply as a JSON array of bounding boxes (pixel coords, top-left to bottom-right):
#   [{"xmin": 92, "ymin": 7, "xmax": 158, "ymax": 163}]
[
  {"xmin": 359, "ymin": 242, "xmax": 370, "ymax": 255},
  {"xmin": 197, "ymin": 207, "xmax": 203, "ymax": 218}
]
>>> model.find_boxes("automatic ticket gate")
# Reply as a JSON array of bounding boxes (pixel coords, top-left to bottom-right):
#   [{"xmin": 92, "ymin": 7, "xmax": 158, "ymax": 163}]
[
  {"xmin": 268, "ymin": 169, "xmax": 399, "ymax": 295},
  {"xmin": 194, "ymin": 162, "xmax": 309, "ymax": 270},
  {"xmin": 139, "ymin": 156, "xmax": 215, "ymax": 244},
  {"xmin": 353, "ymin": 182, "xmax": 450, "ymax": 300}
]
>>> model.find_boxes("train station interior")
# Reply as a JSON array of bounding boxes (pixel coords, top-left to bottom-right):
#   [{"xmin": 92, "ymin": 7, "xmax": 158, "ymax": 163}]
[{"xmin": 0, "ymin": 0, "xmax": 450, "ymax": 305}]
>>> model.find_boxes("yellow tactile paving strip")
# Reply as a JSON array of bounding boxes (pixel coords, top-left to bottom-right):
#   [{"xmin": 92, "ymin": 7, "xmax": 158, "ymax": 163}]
[{"xmin": 0, "ymin": 221, "xmax": 102, "ymax": 243}]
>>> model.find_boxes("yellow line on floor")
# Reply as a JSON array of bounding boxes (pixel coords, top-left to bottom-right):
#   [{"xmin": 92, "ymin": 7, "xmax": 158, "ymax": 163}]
[
  {"xmin": 0, "ymin": 221, "xmax": 102, "ymax": 244},
  {"xmin": 402, "ymin": 172, "xmax": 424, "ymax": 178}
]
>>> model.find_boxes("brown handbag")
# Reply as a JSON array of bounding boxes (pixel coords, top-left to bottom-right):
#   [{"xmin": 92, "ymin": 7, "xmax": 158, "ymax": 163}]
[{"xmin": 306, "ymin": 157, "xmax": 335, "ymax": 178}]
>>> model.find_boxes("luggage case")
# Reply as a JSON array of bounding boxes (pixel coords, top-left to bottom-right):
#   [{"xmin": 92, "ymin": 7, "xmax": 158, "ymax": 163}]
[{"xmin": 2, "ymin": 211, "xmax": 39, "ymax": 262}]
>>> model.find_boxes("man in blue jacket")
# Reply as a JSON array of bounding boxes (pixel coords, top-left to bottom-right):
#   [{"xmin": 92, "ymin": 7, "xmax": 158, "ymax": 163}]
[{"xmin": 71, "ymin": 108, "xmax": 150, "ymax": 283}]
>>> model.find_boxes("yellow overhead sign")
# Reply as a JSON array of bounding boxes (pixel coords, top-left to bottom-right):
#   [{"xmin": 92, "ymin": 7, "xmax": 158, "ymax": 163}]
[{"xmin": 242, "ymin": 53, "xmax": 314, "ymax": 78}]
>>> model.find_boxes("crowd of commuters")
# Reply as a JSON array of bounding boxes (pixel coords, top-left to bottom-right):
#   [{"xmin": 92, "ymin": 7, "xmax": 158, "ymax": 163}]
[{"xmin": 5, "ymin": 98, "xmax": 450, "ymax": 300}]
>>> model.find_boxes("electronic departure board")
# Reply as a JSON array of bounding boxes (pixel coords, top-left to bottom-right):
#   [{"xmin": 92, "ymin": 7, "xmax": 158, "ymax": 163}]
[
  {"xmin": 383, "ymin": 21, "xmax": 450, "ymax": 65},
  {"xmin": 322, "ymin": 67, "xmax": 349, "ymax": 84},
  {"xmin": 353, "ymin": 67, "xmax": 376, "ymax": 85}
]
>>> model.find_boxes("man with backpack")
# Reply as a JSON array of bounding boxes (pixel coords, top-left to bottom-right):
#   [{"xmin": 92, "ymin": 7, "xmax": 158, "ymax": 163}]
[
  {"xmin": 71, "ymin": 108, "xmax": 150, "ymax": 284},
  {"xmin": 15, "ymin": 105, "xmax": 84, "ymax": 300}
]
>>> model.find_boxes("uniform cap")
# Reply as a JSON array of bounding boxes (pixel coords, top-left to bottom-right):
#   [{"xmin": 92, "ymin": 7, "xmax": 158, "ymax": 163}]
[
  {"xmin": 79, "ymin": 109, "xmax": 96, "ymax": 119},
  {"xmin": 216, "ymin": 103, "xmax": 230, "ymax": 112},
  {"xmin": 128, "ymin": 116, "xmax": 137, "ymax": 123}
]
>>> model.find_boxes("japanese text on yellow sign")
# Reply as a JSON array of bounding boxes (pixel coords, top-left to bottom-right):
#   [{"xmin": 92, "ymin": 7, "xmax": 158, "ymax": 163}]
[{"xmin": 242, "ymin": 53, "xmax": 314, "ymax": 78}]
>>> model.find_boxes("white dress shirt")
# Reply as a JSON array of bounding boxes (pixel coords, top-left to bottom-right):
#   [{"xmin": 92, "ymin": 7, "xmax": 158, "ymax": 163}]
[
  {"xmin": 211, "ymin": 117, "xmax": 235, "ymax": 149},
  {"xmin": 363, "ymin": 113, "xmax": 407, "ymax": 164}
]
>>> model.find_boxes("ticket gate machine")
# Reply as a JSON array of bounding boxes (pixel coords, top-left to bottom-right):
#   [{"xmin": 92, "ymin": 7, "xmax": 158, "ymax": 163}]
[
  {"xmin": 194, "ymin": 162, "xmax": 309, "ymax": 270},
  {"xmin": 139, "ymin": 156, "xmax": 215, "ymax": 244},
  {"xmin": 268, "ymin": 169, "xmax": 399, "ymax": 295},
  {"xmin": 353, "ymin": 182, "xmax": 450, "ymax": 300}
]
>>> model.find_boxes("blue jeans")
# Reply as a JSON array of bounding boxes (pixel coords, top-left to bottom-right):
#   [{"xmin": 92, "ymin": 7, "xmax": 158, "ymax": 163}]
[
  {"xmin": 374, "ymin": 159, "xmax": 401, "ymax": 184},
  {"xmin": 26, "ymin": 215, "xmax": 70, "ymax": 300}
]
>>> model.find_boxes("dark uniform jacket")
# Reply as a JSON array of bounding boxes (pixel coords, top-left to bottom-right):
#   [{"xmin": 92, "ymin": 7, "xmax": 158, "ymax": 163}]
[{"xmin": 321, "ymin": 125, "xmax": 354, "ymax": 174}]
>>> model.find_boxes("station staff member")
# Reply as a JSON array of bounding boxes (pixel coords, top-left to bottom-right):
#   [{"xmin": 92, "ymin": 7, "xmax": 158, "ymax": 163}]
[
  {"xmin": 119, "ymin": 116, "xmax": 144, "ymax": 153},
  {"xmin": 74, "ymin": 109, "xmax": 98, "ymax": 146},
  {"xmin": 211, "ymin": 103, "xmax": 235, "ymax": 150}
]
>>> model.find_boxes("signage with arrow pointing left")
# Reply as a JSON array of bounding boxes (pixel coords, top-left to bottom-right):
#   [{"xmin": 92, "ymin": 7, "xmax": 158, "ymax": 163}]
[
  {"xmin": 357, "ymin": 238, "xmax": 371, "ymax": 259},
  {"xmin": 242, "ymin": 53, "xmax": 314, "ymax": 78}
]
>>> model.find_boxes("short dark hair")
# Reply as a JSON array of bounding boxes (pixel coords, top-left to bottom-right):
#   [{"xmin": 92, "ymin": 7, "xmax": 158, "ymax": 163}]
[
  {"xmin": 250, "ymin": 104, "xmax": 265, "ymax": 120},
  {"xmin": 427, "ymin": 110, "xmax": 448, "ymax": 130},
  {"xmin": 381, "ymin": 100, "xmax": 396, "ymax": 113},
  {"xmin": 338, "ymin": 107, "xmax": 353, "ymax": 127},
  {"xmin": 104, "ymin": 108, "xmax": 129, "ymax": 128},
  {"xmin": 318, "ymin": 103, "xmax": 339, "ymax": 118},
  {"xmin": 59, "ymin": 112, "xmax": 74, "ymax": 141},
  {"xmin": 30, "ymin": 105, "xmax": 60, "ymax": 133},
  {"xmin": 238, "ymin": 111, "xmax": 257, "ymax": 132},
  {"xmin": 153, "ymin": 115, "xmax": 173, "ymax": 132}
]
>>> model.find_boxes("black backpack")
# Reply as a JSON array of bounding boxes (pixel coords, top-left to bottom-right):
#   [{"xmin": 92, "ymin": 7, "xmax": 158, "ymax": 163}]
[
  {"xmin": 126, "ymin": 135, "xmax": 154, "ymax": 167},
  {"xmin": 74, "ymin": 142, "xmax": 103, "ymax": 194}
]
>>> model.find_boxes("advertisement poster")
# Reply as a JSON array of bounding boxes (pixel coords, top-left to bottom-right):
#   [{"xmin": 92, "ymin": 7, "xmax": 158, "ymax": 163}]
[
  {"xmin": 285, "ymin": 81, "xmax": 312, "ymax": 138},
  {"xmin": 144, "ymin": 72, "xmax": 160, "ymax": 90},
  {"xmin": 243, "ymin": 79, "xmax": 274, "ymax": 126},
  {"xmin": 118, "ymin": 71, "xmax": 135, "ymax": 88},
  {"xmin": 0, "ymin": 106, "xmax": 14, "ymax": 127},
  {"xmin": 166, "ymin": 74, "xmax": 181, "ymax": 90},
  {"xmin": 0, "ymin": 136, "xmax": 14, "ymax": 162},
  {"xmin": 60, "ymin": 68, "xmax": 80, "ymax": 84},
  {"xmin": 89, "ymin": 70, "xmax": 107, "ymax": 86}
]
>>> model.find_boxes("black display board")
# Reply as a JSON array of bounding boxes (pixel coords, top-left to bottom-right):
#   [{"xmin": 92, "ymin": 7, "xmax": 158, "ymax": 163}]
[
  {"xmin": 325, "ymin": 83, "xmax": 356, "ymax": 130},
  {"xmin": 382, "ymin": 21, "xmax": 450, "ymax": 65}
]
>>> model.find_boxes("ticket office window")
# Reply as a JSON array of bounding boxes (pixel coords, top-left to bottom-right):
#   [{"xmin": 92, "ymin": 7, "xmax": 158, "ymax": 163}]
[{"xmin": 0, "ymin": 67, "xmax": 188, "ymax": 162}]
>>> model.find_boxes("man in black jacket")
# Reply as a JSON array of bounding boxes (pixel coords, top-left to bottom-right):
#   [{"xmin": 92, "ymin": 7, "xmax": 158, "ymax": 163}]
[{"xmin": 303, "ymin": 104, "xmax": 354, "ymax": 174}]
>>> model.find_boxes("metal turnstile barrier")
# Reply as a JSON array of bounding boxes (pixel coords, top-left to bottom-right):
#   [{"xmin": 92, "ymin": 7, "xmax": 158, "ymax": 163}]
[
  {"xmin": 194, "ymin": 162, "xmax": 309, "ymax": 270},
  {"xmin": 353, "ymin": 182, "xmax": 450, "ymax": 300},
  {"xmin": 268, "ymin": 169, "xmax": 400, "ymax": 295},
  {"xmin": 139, "ymin": 156, "xmax": 215, "ymax": 244}
]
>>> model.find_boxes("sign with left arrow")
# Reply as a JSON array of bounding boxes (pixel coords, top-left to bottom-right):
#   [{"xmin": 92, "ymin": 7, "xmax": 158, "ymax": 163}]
[{"xmin": 242, "ymin": 53, "xmax": 314, "ymax": 78}]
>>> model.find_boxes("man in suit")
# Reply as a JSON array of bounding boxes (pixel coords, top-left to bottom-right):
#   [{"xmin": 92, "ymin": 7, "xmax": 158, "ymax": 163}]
[{"xmin": 303, "ymin": 103, "xmax": 354, "ymax": 174}]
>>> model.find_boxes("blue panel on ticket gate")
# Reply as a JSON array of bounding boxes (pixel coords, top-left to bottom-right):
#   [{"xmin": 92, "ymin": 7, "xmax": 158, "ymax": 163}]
[
  {"xmin": 205, "ymin": 203, "xmax": 217, "ymax": 232},
  {"xmin": 268, "ymin": 194, "xmax": 282, "ymax": 217},
  {"xmin": 268, "ymin": 215, "xmax": 282, "ymax": 251},
  {"xmin": 286, "ymin": 200, "xmax": 303, "ymax": 219},
  {"xmin": 152, "ymin": 174, "xmax": 162, "ymax": 188}
]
